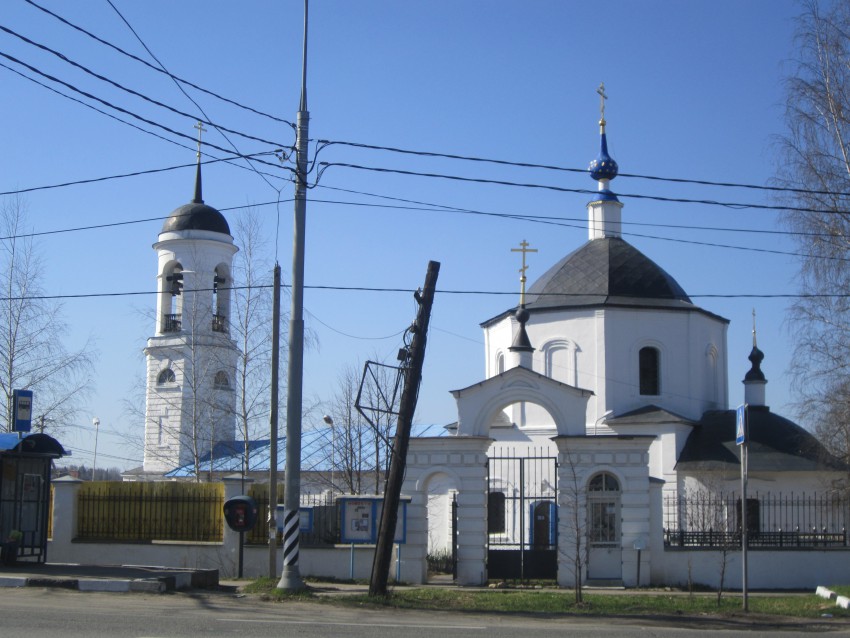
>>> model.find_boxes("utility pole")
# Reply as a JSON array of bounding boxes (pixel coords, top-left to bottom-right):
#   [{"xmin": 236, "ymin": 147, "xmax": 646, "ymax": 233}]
[
  {"xmin": 369, "ymin": 260, "xmax": 440, "ymax": 597},
  {"xmin": 268, "ymin": 263, "xmax": 281, "ymax": 578},
  {"xmin": 278, "ymin": 0, "xmax": 309, "ymax": 591}
]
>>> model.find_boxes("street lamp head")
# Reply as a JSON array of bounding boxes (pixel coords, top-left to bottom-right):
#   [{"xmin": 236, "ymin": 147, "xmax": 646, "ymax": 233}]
[
  {"xmin": 93, "ymin": 417, "xmax": 100, "ymax": 427},
  {"xmin": 322, "ymin": 415, "xmax": 333, "ymax": 426}
]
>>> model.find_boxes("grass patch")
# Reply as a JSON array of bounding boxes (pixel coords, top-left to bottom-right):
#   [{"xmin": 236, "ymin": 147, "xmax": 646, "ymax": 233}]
[
  {"xmin": 241, "ymin": 577, "xmax": 318, "ymax": 602},
  {"xmin": 336, "ymin": 588, "xmax": 850, "ymax": 619},
  {"xmin": 240, "ymin": 579, "xmax": 850, "ymax": 619}
]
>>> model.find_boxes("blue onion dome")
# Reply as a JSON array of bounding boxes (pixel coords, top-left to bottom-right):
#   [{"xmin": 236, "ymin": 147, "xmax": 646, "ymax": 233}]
[{"xmin": 588, "ymin": 130, "xmax": 619, "ymax": 182}]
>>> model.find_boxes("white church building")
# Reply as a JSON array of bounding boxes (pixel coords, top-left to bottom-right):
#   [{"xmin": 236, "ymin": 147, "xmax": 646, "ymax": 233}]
[{"xmin": 398, "ymin": 106, "xmax": 850, "ymax": 589}]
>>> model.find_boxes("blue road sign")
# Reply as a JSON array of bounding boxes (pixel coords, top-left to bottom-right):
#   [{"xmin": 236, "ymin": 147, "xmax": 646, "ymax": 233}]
[
  {"xmin": 12, "ymin": 389, "xmax": 33, "ymax": 433},
  {"xmin": 736, "ymin": 403, "xmax": 748, "ymax": 446}
]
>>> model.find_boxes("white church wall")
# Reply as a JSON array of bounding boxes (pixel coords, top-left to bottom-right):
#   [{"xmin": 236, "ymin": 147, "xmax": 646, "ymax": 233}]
[
  {"xmin": 654, "ymin": 549, "xmax": 850, "ymax": 590},
  {"xmin": 403, "ymin": 437, "xmax": 491, "ymax": 585},
  {"xmin": 482, "ymin": 305, "xmax": 727, "ymax": 431},
  {"xmin": 602, "ymin": 308, "xmax": 727, "ymax": 421},
  {"xmin": 554, "ymin": 436, "xmax": 653, "ymax": 587}
]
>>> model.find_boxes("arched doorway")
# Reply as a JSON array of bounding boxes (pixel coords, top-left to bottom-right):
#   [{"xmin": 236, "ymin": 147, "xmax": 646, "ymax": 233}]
[{"xmin": 586, "ymin": 472, "xmax": 622, "ymax": 581}]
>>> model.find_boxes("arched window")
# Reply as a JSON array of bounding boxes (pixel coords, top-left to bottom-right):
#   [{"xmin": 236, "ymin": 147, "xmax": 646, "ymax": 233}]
[
  {"xmin": 496, "ymin": 352, "xmax": 505, "ymax": 375},
  {"xmin": 157, "ymin": 368, "xmax": 176, "ymax": 385},
  {"xmin": 639, "ymin": 346, "xmax": 660, "ymax": 396},
  {"xmin": 543, "ymin": 340, "xmax": 576, "ymax": 385},
  {"xmin": 162, "ymin": 263, "xmax": 183, "ymax": 333},
  {"xmin": 214, "ymin": 371, "xmax": 230, "ymax": 389},
  {"xmin": 588, "ymin": 472, "xmax": 620, "ymax": 543},
  {"xmin": 588, "ymin": 472, "xmax": 620, "ymax": 492}
]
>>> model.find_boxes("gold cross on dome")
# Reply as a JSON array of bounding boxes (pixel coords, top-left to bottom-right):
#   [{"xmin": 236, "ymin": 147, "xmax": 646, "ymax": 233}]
[
  {"xmin": 511, "ymin": 239, "xmax": 538, "ymax": 305},
  {"xmin": 597, "ymin": 82, "xmax": 608, "ymax": 131},
  {"xmin": 194, "ymin": 121, "xmax": 207, "ymax": 159}
]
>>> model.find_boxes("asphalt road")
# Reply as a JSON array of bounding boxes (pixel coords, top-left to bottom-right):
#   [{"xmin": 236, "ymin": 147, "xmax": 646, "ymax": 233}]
[{"xmin": 0, "ymin": 587, "xmax": 848, "ymax": 637}]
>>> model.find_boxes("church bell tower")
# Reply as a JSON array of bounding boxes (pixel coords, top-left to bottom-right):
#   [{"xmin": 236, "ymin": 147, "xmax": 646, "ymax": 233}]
[{"xmin": 142, "ymin": 125, "xmax": 239, "ymax": 475}]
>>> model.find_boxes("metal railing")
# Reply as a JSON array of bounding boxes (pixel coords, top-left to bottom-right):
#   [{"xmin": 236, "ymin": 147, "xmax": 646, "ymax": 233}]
[
  {"xmin": 664, "ymin": 492, "xmax": 850, "ymax": 549},
  {"xmin": 162, "ymin": 314, "xmax": 182, "ymax": 333},
  {"xmin": 212, "ymin": 314, "xmax": 227, "ymax": 333}
]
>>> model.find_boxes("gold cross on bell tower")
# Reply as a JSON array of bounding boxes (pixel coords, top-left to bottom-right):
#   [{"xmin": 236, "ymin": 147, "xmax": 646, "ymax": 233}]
[
  {"xmin": 194, "ymin": 120, "xmax": 207, "ymax": 160},
  {"xmin": 511, "ymin": 239, "xmax": 538, "ymax": 306},
  {"xmin": 597, "ymin": 82, "xmax": 608, "ymax": 133}
]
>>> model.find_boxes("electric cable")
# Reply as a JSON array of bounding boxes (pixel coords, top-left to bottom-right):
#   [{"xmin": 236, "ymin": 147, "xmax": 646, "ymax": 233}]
[
  {"xmin": 318, "ymin": 161, "xmax": 849, "ymax": 216},
  {"xmin": 0, "ymin": 49, "xmax": 290, "ymax": 172},
  {"xmin": 101, "ymin": 1, "xmax": 286, "ymax": 194},
  {"xmin": 0, "ymin": 25, "xmax": 286, "ymax": 149},
  {"xmin": 22, "ymin": 0, "xmax": 295, "ymax": 129},
  {"xmin": 319, "ymin": 138, "xmax": 850, "ymax": 199}
]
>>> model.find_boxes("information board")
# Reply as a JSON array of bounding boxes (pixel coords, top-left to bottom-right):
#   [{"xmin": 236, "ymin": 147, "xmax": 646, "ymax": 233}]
[{"xmin": 338, "ymin": 496, "xmax": 408, "ymax": 544}]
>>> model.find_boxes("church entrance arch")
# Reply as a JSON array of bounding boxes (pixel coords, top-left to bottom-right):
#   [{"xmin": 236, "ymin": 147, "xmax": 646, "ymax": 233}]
[
  {"xmin": 487, "ymin": 452, "xmax": 558, "ymax": 581},
  {"xmin": 586, "ymin": 472, "xmax": 622, "ymax": 581}
]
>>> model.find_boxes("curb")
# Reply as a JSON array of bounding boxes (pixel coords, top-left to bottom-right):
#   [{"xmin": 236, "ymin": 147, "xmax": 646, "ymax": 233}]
[
  {"xmin": 0, "ymin": 575, "xmax": 175, "ymax": 593},
  {"xmin": 815, "ymin": 586, "xmax": 849, "ymax": 610}
]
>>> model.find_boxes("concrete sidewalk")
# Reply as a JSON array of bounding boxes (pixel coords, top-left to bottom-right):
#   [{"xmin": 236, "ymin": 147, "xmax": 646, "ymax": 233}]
[{"xmin": 0, "ymin": 562, "xmax": 219, "ymax": 593}]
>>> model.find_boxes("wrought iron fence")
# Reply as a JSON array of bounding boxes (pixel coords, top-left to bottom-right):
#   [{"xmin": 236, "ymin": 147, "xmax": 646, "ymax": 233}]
[
  {"xmin": 245, "ymin": 487, "xmax": 338, "ymax": 546},
  {"xmin": 664, "ymin": 492, "xmax": 849, "ymax": 549}
]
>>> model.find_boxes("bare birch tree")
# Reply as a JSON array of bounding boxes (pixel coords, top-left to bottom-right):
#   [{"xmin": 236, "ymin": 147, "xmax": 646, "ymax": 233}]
[
  {"xmin": 778, "ymin": 1, "xmax": 850, "ymax": 465},
  {"xmin": 325, "ymin": 362, "xmax": 368, "ymax": 494},
  {"xmin": 558, "ymin": 447, "xmax": 586, "ymax": 604},
  {"xmin": 230, "ymin": 211, "xmax": 273, "ymax": 475},
  {"xmin": 0, "ymin": 196, "xmax": 95, "ymax": 433}
]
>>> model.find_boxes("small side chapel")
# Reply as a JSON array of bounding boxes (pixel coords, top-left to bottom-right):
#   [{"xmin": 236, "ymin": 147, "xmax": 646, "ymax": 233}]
[
  {"xmin": 400, "ymin": 90, "xmax": 850, "ymax": 589},
  {"xmin": 140, "ymin": 129, "xmax": 240, "ymax": 477}
]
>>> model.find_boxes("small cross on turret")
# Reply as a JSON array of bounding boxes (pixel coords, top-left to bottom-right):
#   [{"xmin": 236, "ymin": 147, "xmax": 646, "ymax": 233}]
[
  {"xmin": 597, "ymin": 82, "xmax": 608, "ymax": 132},
  {"xmin": 511, "ymin": 239, "xmax": 538, "ymax": 306},
  {"xmin": 194, "ymin": 121, "xmax": 207, "ymax": 160}
]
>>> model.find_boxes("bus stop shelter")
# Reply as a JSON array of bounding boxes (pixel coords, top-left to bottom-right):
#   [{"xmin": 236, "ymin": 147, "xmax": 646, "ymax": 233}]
[{"xmin": 0, "ymin": 432, "xmax": 67, "ymax": 564}]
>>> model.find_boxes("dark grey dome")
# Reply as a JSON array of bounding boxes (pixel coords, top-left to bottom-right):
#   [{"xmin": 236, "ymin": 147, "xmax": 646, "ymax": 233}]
[
  {"xmin": 161, "ymin": 202, "xmax": 230, "ymax": 235},
  {"xmin": 676, "ymin": 406, "xmax": 847, "ymax": 472},
  {"xmin": 524, "ymin": 237, "xmax": 692, "ymax": 311}
]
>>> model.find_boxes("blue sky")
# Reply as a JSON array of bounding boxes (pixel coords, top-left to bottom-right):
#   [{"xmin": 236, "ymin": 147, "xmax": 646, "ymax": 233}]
[{"xmin": 1, "ymin": 1, "xmax": 810, "ymax": 470}]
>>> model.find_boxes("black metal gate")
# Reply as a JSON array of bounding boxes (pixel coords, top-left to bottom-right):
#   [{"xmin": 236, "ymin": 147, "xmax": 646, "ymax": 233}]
[{"xmin": 487, "ymin": 453, "xmax": 558, "ymax": 581}]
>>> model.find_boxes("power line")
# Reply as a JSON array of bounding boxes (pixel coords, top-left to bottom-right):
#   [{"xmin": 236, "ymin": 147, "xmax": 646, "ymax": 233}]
[
  {"xmin": 304, "ymin": 308, "xmax": 406, "ymax": 340},
  {"xmin": 1, "ymin": 25, "xmax": 287, "ymax": 149},
  {"xmin": 101, "ymin": 1, "xmax": 284, "ymax": 194},
  {"xmin": 0, "ymin": 198, "xmax": 294, "ymax": 240},
  {"xmin": 0, "ymin": 283, "xmax": 846, "ymax": 303},
  {"xmin": 0, "ymin": 59, "xmax": 200, "ymax": 155},
  {"xmin": 0, "ymin": 61, "xmax": 291, "ymax": 184},
  {"xmin": 0, "ymin": 171, "xmax": 839, "ymax": 264},
  {"xmin": 0, "ymin": 50, "xmax": 289, "ymax": 171},
  {"xmin": 318, "ymin": 161, "xmax": 849, "ymax": 216},
  {"xmin": 0, "ymin": 154, "xmax": 282, "ymax": 198},
  {"xmin": 22, "ymin": 0, "xmax": 295, "ymax": 129},
  {"xmin": 318, "ymin": 138, "xmax": 850, "ymax": 199}
]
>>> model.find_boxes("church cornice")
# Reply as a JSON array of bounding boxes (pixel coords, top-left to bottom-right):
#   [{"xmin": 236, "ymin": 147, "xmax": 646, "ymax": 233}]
[{"xmin": 480, "ymin": 301, "xmax": 730, "ymax": 329}]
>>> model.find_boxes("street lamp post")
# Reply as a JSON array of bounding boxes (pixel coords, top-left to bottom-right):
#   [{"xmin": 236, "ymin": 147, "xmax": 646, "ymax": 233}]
[
  {"xmin": 92, "ymin": 417, "xmax": 100, "ymax": 481},
  {"xmin": 323, "ymin": 415, "xmax": 335, "ymax": 500}
]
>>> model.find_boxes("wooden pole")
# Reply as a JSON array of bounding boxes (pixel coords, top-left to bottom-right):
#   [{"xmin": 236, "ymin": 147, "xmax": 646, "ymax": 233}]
[{"xmin": 369, "ymin": 260, "xmax": 440, "ymax": 596}]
